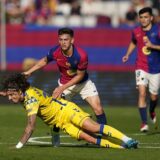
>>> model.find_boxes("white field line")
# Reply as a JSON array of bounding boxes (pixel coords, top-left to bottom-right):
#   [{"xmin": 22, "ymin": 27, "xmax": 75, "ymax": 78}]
[
  {"xmin": 141, "ymin": 146, "xmax": 160, "ymax": 148},
  {"xmin": 0, "ymin": 142, "xmax": 15, "ymax": 144},
  {"xmin": 131, "ymin": 133, "xmax": 147, "ymax": 136},
  {"xmin": 27, "ymin": 135, "xmax": 160, "ymax": 149},
  {"xmin": 1, "ymin": 133, "xmax": 160, "ymax": 149}
]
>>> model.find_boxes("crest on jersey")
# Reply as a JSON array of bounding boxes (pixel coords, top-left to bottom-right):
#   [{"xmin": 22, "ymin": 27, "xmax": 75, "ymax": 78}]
[{"xmin": 142, "ymin": 46, "xmax": 151, "ymax": 55}]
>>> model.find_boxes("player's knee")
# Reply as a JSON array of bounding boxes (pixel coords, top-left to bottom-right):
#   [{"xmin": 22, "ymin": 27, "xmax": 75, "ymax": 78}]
[
  {"xmin": 92, "ymin": 105, "xmax": 104, "ymax": 115},
  {"xmin": 150, "ymin": 94, "xmax": 158, "ymax": 101}
]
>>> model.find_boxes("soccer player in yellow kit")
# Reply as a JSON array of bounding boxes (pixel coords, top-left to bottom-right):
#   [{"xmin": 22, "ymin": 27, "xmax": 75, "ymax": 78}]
[{"xmin": 0, "ymin": 73, "xmax": 138, "ymax": 149}]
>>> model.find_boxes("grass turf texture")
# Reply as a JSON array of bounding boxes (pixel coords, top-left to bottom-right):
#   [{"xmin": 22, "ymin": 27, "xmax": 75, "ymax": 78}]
[{"xmin": 0, "ymin": 104, "xmax": 160, "ymax": 160}]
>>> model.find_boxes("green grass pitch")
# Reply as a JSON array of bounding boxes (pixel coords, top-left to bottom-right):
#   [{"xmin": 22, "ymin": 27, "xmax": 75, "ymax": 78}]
[{"xmin": 0, "ymin": 104, "xmax": 160, "ymax": 160}]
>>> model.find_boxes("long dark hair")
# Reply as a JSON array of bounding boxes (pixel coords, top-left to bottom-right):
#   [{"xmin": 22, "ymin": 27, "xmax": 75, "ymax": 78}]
[{"xmin": 2, "ymin": 73, "xmax": 30, "ymax": 93}]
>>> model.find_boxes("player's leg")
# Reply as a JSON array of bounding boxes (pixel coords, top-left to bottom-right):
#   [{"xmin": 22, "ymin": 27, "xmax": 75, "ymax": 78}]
[
  {"xmin": 63, "ymin": 123, "xmax": 123, "ymax": 149},
  {"xmin": 85, "ymin": 95, "xmax": 106, "ymax": 124},
  {"xmin": 67, "ymin": 102, "xmax": 133, "ymax": 146},
  {"xmin": 79, "ymin": 131, "xmax": 123, "ymax": 149},
  {"xmin": 149, "ymin": 94, "xmax": 158, "ymax": 124},
  {"xmin": 60, "ymin": 79, "xmax": 107, "ymax": 124},
  {"xmin": 51, "ymin": 125, "xmax": 60, "ymax": 147},
  {"xmin": 51, "ymin": 81, "xmax": 76, "ymax": 147},
  {"xmin": 80, "ymin": 80, "xmax": 107, "ymax": 124},
  {"xmin": 136, "ymin": 70, "xmax": 148, "ymax": 132},
  {"xmin": 138, "ymin": 85, "xmax": 148, "ymax": 132},
  {"xmin": 148, "ymin": 73, "xmax": 160, "ymax": 125},
  {"xmin": 81, "ymin": 118, "xmax": 138, "ymax": 149},
  {"xmin": 65, "ymin": 102, "xmax": 138, "ymax": 149}
]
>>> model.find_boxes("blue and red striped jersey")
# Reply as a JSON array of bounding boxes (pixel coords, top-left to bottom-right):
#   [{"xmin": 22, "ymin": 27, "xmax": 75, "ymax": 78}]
[
  {"xmin": 47, "ymin": 45, "xmax": 88, "ymax": 84},
  {"xmin": 132, "ymin": 23, "xmax": 160, "ymax": 73}
]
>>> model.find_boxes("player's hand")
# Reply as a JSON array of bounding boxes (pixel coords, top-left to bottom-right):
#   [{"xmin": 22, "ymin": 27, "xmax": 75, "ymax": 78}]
[
  {"xmin": 122, "ymin": 55, "xmax": 129, "ymax": 63},
  {"xmin": 21, "ymin": 72, "xmax": 31, "ymax": 78},
  {"xmin": 52, "ymin": 86, "xmax": 65, "ymax": 99},
  {"xmin": 145, "ymin": 40, "xmax": 153, "ymax": 49},
  {"xmin": 143, "ymin": 36, "xmax": 152, "ymax": 49}
]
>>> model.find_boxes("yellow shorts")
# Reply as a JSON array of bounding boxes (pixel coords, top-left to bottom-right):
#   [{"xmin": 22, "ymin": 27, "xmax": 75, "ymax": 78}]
[{"xmin": 59, "ymin": 102, "xmax": 90, "ymax": 139}]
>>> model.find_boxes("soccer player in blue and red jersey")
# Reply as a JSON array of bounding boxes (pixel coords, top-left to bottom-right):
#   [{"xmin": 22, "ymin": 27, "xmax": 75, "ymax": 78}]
[
  {"xmin": 23, "ymin": 28, "xmax": 107, "ymax": 144},
  {"xmin": 122, "ymin": 7, "xmax": 160, "ymax": 132}
]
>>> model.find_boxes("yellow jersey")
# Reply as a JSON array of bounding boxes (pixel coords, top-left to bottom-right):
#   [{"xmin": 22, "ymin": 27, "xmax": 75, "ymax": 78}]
[{"xmin": 23, "ymin": 87, "xmax": 90, "ymax": 129}]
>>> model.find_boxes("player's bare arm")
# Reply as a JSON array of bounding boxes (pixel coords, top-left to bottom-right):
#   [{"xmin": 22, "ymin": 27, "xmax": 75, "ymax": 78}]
[
  {"xmin": 52, "ymin": 70, "xmax": 85, "ymax": 98},
  {"xmin": 145, "ymin": 38, "xmax": 160, "ymax": 50},
  {"xmin": 23, "ymin": 57, "xmax": 48, "ymax": 77},
  {"xmin": 150, "ymin": 44, "xmax": 160, "ymax": 50},
  {"xmin": 16, "ymin": 114, "xmax": 36, "ymax": 149},
  {"xmin": 122, "ymin": 42, "xmax": 136, "ymax": 63}
]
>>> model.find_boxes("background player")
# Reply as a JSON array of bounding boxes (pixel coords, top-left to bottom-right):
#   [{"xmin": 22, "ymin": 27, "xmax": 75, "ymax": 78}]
[
  {"xmin": 122, "ymin": 7, "xmax": 160, "ymax": 132},
  {"xmin": 0, "ymin": 73, "xmax": 138, "ymax": 149}
]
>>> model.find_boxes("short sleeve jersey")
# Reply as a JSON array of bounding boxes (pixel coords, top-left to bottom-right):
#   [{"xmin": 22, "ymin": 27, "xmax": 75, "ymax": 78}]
[
  {"xmin": 23, "ymin": 87, "xmax": 60, "ymax": 126},
  {"xmin": 46, "ymin": 45, "xmax": 89, "ymax": 84},
  {"xmin": 132, "ymin": 23, "xmax": 160, "ymax": 73},
  {"xmin": 23, "ymin": 87, "xmax": 89, "ymax": 128}
]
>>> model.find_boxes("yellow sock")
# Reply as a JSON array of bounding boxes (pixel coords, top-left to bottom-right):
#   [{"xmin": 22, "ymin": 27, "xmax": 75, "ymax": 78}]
[
  {"xmin": 102, "ymin": 125, "xmax": 126, "ymax": 140},
  {"xmin": 100, "ymin": 139, "xmax": 123, "ymax": 149}
]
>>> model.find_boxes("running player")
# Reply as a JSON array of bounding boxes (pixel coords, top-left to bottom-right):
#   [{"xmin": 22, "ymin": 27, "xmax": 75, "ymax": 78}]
[{"xmin": 122, "ymin": 7, "xmax": 160, "ymax": 132}]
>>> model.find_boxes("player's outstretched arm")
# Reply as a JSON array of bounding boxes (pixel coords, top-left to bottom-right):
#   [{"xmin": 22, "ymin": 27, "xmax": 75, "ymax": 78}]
[
  {"xmin": 22, "ymin": 57, "xmax": 48, "ymax": 77},
  {"xmin": 15, "ymin": 114, "xmax": 37, "ymax": 149}
]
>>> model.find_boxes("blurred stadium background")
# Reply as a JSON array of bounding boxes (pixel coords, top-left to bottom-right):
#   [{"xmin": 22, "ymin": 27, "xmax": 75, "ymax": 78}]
[{"xmin": 0, "ymin": 0, "xmax": 160, "ymax": 106}]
